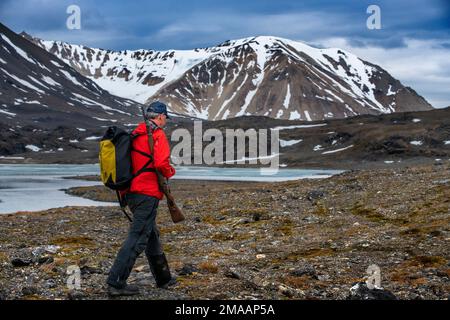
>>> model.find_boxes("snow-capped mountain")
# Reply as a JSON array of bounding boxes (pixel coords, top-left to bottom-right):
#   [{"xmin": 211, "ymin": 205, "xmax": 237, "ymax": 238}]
[
  {"xmin": 152, "ymin": 37, "xmax": 433, "ymax": 120},
  {"xmin": 0, "ymin": 22, "xmax": 141, "ymax": 129},
  {"xmin": 24, "ymin": 33, "xmax": 221, "ymax": 105},
  {"xmin": 25, "ymin": 34, "xmax": 432, "ymax": 121}
]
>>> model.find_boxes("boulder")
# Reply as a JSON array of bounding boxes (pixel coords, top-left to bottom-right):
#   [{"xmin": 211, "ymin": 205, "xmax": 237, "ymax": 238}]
[{"xmin": 347, "ymin": 282, "xmax": 397, "ymax": 300}]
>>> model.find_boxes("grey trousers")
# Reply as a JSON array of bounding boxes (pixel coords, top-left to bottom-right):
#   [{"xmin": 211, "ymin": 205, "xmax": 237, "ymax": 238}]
[{"xmin": 107, "ymin": 193, "xmax": 163, "ymax": 289}]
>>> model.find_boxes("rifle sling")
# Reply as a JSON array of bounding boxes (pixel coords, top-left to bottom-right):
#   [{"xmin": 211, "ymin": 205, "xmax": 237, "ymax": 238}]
[{"xmin": 116, "ymin": 190, "xmax": 132, "ymax": 222}]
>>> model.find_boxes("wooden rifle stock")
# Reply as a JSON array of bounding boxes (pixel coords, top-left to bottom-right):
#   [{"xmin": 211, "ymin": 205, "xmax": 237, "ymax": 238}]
[{"xmin": 155, "ymin": 171, "xmax": 185, "ymax": 223}]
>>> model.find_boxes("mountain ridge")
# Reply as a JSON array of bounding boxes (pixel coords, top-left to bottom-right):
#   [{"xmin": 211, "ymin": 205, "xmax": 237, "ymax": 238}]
[{"xmin": 22, "ymin": 33, "xmax": 433, "ymax": 121}]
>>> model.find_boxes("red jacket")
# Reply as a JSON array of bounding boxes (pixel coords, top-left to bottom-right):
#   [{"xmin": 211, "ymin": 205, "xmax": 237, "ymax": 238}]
[{"xmin": 129, "ymin": 122, "xmax": 176, "ymax": 200}]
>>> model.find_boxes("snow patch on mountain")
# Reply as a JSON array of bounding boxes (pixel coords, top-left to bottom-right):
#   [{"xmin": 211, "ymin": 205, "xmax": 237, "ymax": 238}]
[
  {"xmin": 1, "ymin": 33, "xmax": 35, "ymax": 64},
  {"xmin": 26, "ymin": 145, "xmax": 41, "ymax": 152},
  {"xmin": 322, "ymin": 145, "xmax": 354, "ymax": 154},
  {"xmin": 283, "ymin": 84, "xmax": 291, "ymax": 109},
  {"xmin": 1, "ymin": 68, "xmax": 45, "ymax": 94},
  {"xmin": 280, "ymin": 139, "xmax": 303, "ymax": 147}
]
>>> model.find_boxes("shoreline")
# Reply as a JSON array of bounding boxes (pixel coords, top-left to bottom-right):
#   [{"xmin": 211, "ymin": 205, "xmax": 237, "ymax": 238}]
[
  {"xmin": 1, "ymin": 157, "xmax": 448, "ymax": 171},
  {"xmin": 0, "ymin": 167, "xmax": 346, "ymax": 215}
]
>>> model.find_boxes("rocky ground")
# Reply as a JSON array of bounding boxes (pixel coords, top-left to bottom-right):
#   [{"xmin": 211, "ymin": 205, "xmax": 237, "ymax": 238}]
[{"xmin": 0, "ymin": 163, "xmax": 449, "ymax": 300}]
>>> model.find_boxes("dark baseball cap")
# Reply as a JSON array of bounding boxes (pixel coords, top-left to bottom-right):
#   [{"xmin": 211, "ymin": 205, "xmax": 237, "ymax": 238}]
[{"xmin": 146, "ymin": 101, "xmax": 170, "ymax": 119}]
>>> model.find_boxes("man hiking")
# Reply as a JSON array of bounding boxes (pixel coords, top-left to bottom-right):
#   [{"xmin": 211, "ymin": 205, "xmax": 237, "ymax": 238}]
[{"xmin": 107, "ymin": 101, "xmax": 177, "ymax": 296}]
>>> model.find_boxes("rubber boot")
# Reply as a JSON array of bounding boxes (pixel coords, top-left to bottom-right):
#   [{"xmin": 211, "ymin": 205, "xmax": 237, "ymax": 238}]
[{"xmin": 147, "ymin": 253, "xmax": 177, "ymax": 289}]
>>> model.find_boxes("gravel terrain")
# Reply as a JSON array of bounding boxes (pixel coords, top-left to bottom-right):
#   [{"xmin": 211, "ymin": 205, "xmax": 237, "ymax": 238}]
[{"xmin": 0, "ymin": 163, "xmax": 449, "ymax": 300}]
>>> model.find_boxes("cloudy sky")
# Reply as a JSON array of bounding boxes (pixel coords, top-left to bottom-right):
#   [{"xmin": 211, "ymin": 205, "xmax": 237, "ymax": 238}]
[{"xmin": 1, "ymin": 0, "xmax": 449, "ymax": 108}]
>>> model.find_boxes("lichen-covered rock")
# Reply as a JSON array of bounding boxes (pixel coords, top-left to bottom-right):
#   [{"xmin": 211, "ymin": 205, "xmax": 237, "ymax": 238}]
[
  {"xmin": 347, "ymin": 283, "xmax": 397, "ymax": 300},
  {"xmin": 176, "ymin": 264, "xmax": 199, "ymax": 276},
  {"xmin": 289, "ymin": 265, "xmax": 318, "ymax": 279}
]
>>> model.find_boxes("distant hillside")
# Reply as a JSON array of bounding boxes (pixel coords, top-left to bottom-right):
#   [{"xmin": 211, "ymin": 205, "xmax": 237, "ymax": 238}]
[
  {"xmin": 0, "ymin": 22, "xmax": 142, "ymax": 130},
  {"xmin": 1, "ymin": 107, "xmax": 448, "ymax": 169}
]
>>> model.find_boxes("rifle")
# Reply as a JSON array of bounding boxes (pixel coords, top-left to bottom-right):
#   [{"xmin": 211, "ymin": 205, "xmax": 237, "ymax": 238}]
[{"xmin": 141, "ymin": 107, "xmax": 185, "ymax": 223}]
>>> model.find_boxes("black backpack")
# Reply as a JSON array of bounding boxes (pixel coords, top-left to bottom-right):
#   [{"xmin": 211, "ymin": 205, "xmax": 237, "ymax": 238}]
[
  {"xmin": 99, "ymin": 126, "xmax": 154, "ymax": 221},
  {"xmin": 99, "ymin": 126, "xmax": 151, "ymax": 188}
]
